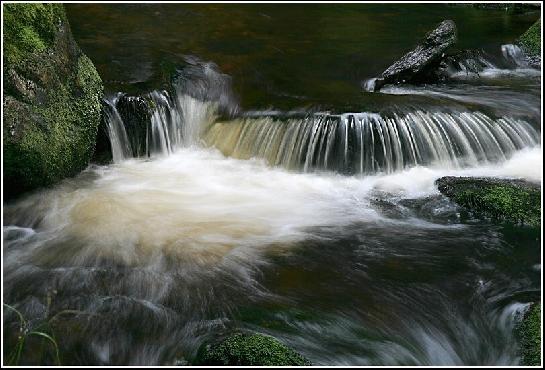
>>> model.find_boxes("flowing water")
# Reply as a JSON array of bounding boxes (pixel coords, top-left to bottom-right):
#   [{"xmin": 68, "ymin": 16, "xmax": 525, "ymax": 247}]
[{"xmin": 3, "ymin": 4, "xmax": 542, "ymax": 366}]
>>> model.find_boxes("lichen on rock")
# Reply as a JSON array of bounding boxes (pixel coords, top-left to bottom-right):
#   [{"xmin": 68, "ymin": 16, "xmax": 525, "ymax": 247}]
[{"xmin": 3, "ymin": 3, "xmax": 103, "ymax": 199}]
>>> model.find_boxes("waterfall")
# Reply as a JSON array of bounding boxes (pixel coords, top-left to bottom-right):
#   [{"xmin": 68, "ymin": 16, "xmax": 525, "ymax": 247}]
[
  {"xmin": 101, "ymin": 57, "xmax": 234, "ymax": 161},
  {"xmin": 204, "ymin": 110, "xmax": 540, "ymax": 175},
  {"xmin": 102, "ymin": 99, "xmax": 132, "ymax": 162},
  {"xmin": 501, "ymin": 44, "xmax": 529, "ymax": 68},
  {"xmin": 101, "ymin": 55, "xmax": 539, "ymax": 175},
  {"xmin": 103, "ymin": 91, "xmax": 539, "ymax": 176}
]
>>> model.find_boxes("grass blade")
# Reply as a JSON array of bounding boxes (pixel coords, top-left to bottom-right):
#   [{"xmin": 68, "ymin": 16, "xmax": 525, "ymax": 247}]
[{"xmin": 29, "ymin": 331, "xmax": 61, "ymax": 365}]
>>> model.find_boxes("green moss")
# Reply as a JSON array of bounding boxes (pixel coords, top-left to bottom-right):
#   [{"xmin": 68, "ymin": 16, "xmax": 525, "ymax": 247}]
[
  {"xmin": 3, "ymin": 3, "xmax": 65, "ymax": 66},
  {"xmin": 3, "ymin": 3, "xmax": 103, "ymax": 198},
  {"xmin": 436, "ymin": 177, "xmax": 541, "ymax": 227},
  {"xmin": 516, "ymin": 303, "xmax": 541, "ymax": 366},
  {"xmin": 518, "ymin": 19, "xmax": 541, "ymax": 57},
  {"xmin": 196, "ymin": 332, "xmax": 311, "ymax": 366}
]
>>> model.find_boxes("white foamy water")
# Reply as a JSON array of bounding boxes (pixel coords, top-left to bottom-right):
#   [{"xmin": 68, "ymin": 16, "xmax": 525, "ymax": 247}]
[{"xmin": 4, "ymin": 146, "xmax": 541, "ymax": 268}]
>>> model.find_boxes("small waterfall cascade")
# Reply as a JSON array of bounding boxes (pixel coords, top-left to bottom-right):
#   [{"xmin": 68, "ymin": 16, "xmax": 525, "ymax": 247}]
[
  {"xmin": 204, "ymin": 110, "xmax": 540, "ymax": 175},
  {"xmin": 501, "ymin": 44, "xmax": 530, "ymax": 68},
  {"xmin": 443, "ymin": 44, "xmax": 539, "ymax": 75},
  {"xmin": 102, "ymin": 98, "xmax": 132, "ymax": 162},
  {"xmin": 101, "ymin": 56, "xmax": 539, "ymax": 176},
  {"xmin": 102, "ymin": 57, "xmax": 237, "ymax": 161},
  {"xmin": 444, "ymin": 49, "xmax": 497, "ymax": 76}
]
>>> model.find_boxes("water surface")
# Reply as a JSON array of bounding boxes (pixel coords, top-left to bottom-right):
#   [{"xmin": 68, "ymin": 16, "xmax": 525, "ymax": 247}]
[{"xmin": 3, "ymin": 3, "xmax": 542, "ymax": 366}]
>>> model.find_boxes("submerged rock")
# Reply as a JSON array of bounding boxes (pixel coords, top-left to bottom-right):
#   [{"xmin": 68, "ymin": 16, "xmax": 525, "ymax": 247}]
[
  {"xmin": 435, "ymin": 176, "xmax": 541, "ymax": 227},
  {"xmin": 3, "ymin": 3, "xmax": 103, "ymax": 199},
  {"xmin": 195, "ymin": 332, "xmax": 311, "ymax": 366},
  {"xmin": 372, "ymin": 20, "xmax": 457, "ymax": 91},
  {"xmin": 516, "ymin": 18, "xmax": 541, "ymax": 68},
  {"xmin": 516, "ymin": 303, "xmax": 541, "ymax": 366}
]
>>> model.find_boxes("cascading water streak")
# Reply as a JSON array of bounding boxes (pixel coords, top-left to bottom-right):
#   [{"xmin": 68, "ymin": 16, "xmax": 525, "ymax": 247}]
[
  {"xmin": 102, "ymin": 100, "xmax": 132, "ymax": 163},
  {"xmin": 101, "ymin": 57, "xmax": 234, "ymax": 161},
  {"xmin": 103, "ymin": 91, "xmax": 218, "ymax": 161},
  {"xmin": 501, "ymin": 44, "xmax": 530, "ymax": 68},
  {"xmin": 204, "ymin": 110, "xmax": 540, "ymax": 175}
]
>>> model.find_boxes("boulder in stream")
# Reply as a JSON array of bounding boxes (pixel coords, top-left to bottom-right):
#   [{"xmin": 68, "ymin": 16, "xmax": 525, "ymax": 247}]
[
  {"xmin": 3, "ymin": 3, "xmax": 103, "ymax": 199},
  {"xmin": 435, "ymin": 176, "xmax": 541, "ymax": 227},
  {"xmin": 370, "ymin": 20, "xmax": 457, "ymax": 91},
  {"xmin": 195, "ymin": 331, "xmax": 311, "ymax": 366}
]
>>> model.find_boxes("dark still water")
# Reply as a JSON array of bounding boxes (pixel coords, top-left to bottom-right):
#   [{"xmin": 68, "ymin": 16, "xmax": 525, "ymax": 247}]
[
  {"xmin": 65, "ymin": 3, "xmax": 539, "ymax": 110},
  {"xmin": 3, "ymin": 3, "xmax": 542, "ymax": 366}
]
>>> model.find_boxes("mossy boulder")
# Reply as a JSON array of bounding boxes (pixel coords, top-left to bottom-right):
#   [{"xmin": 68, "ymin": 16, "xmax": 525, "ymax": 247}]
[
  {"xmin": 195, "ymin": 332, "xmax": 311, "ymax": 366},
  {"xmin": 516, "ymin": 303, "xmax": 541, "ymax": 366},
  {"xmin": 517, "ymin": 18, "xmax": 541, "ymax": 68},
  {"xmin": 435, "ymin": 177, "xmax": 541, "ymax": 227},
  {"xmin": 3, "ymin": 3, "xmax": 103, "ymax": 199}
]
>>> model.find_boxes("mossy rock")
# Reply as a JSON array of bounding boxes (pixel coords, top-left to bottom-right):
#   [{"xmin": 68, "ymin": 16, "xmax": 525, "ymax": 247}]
[
  {"xmin": 435, "ymin": 177, "xmax": 541, "ymax": 227},
  {"xmin": 195, "ymin": 332, "xmax": 311, "ymax": 366},
  {"xmin": 3, "ymin": 3, "xmax": 103, "ymax": 199},
  {"xmin": 518, "ymin": 18, "xmax": 541, "ymax": 57},
  {"xmin": 516, "ymin": 303, "xmax": 541, "ymax": 366}
]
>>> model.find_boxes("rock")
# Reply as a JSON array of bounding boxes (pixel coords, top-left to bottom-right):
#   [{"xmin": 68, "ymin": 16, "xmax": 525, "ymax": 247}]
[
  {"xmin": 91, "ymin": 100, "xmax": 115, "ymax": 164},
  {"xmin": 373, "ymin": 20, "xmax": 457, "ymax": 91},
  {"xmin": 435, "ymin": 176, "xmax": 541, "ymax": 227},
  {"xmin": 195, "ymin": 332, "xmax": 311, "ymax": 366},
  {"xmin": 3, "ymin": 3, "xmax": 103, "ymax": 199},
  {"xmin": 516, "ymin": 18, "xmax": 541, "ymax": 68},
  {"xmin": 437, "ymin": 48, "xmax": 493, "ymax": 77},
  {"xmin": 516, "ymin": 303, "xmax": 541, "ymax": 366}
]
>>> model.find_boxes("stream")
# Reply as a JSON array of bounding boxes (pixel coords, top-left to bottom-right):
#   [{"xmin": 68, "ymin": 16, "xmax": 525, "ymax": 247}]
[{"xmin": 3, "ymin": 3, "xmax": 541, "ymax": 366}]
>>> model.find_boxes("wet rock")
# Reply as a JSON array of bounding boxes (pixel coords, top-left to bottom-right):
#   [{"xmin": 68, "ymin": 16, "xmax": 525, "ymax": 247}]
[
  {"xmin": 195, "ymin": 331, "xmax": 311, "ymax": 366},
  {"xmin": 115, "ymin": 94, "xmax": 153, "ymax": 157},
  {"xmin": 372, "ymin": 20, "xmax": 457, "ymax": 91},
  {"xmin": 3, "ymin": 3, "xmax": 103, "ymax": 199},
  {"xmin": 91, "ymin": 100, "xmax": 115, "ymax": 164},
  {"xmin": 437, "ymin": 48, "xmax": 493, "ymax": 77},
  {"xmin": 435, "ymin": 176, "xmax": 541, "ymax": 227},
  {"xmin": 516, "ymin": 303, "xmax": 541, "ymax": 366},
  {"xmin": 516, "ymin": 18, "xmax": 541, "ymax": 68}
]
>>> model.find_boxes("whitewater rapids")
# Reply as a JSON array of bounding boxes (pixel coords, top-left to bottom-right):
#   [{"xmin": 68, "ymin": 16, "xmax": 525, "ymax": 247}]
[{"xmin": 4, "ymin": 146, "xmax": 541, "ymax": 267}]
